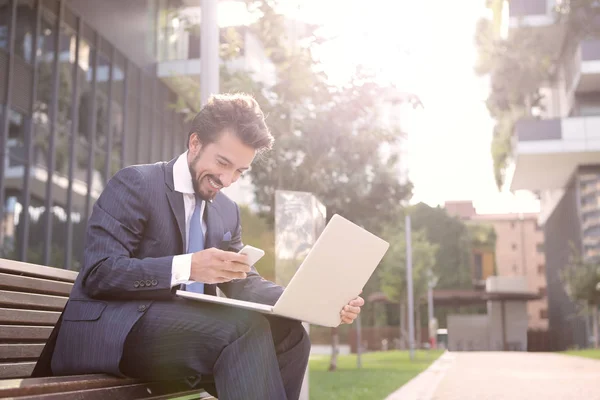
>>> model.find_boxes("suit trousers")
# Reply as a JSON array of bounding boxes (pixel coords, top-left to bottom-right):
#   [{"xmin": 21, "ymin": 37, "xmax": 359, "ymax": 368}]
[{"xmin": 119, "ymin": 298, "xmax": 311, "ymax": 400}]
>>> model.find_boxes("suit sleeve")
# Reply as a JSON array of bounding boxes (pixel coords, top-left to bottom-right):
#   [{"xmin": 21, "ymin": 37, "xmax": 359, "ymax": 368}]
[
  {"xmin": 218, "ymin": 203, "xmax": 284, "ymax": 306},
  {"xmin": 80, "ymin": 167, "xmax": 174, "ymax": 300}
]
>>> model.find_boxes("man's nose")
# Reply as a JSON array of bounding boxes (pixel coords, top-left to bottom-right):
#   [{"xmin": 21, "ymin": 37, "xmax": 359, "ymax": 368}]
[{"xmin": 219, "ymin": 172, "xmax": 236, "ymax": 187}]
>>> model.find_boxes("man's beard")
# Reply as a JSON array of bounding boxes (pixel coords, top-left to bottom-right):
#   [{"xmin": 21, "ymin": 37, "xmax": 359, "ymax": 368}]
[{"xmin": 188, "ymin": 152, "xmax": 222, "ymax": 202}]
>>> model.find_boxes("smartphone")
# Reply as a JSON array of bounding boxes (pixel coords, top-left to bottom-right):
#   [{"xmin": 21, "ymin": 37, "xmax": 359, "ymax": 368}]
[{"xmin": 238, "ymin": 245, "xmax": 265, "ymax": 266}]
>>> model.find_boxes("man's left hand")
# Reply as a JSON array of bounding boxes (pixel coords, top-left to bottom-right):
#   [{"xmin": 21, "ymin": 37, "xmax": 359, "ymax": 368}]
[{"xmin": 340, "ymin": 295, "xmax": 364, "ymax": 324}]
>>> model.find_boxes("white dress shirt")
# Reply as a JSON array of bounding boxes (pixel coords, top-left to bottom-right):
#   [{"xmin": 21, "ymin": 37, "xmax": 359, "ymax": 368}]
[{"xmin": 170, "ymin": 151, "xmax": 207, "ymax": 287}]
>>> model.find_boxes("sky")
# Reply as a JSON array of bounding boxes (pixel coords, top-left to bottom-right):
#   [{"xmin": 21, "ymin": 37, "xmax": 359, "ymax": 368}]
[{"xmin": 222, "ymin": 0, "xmax": 541, "ymax": 215}]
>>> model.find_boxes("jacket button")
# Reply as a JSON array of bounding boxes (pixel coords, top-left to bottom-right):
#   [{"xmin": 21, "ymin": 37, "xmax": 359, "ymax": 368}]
[
  {"xmin": 145, "ymin": 279, "xmax": 152, "ymax": 287},
  {"xmin": 133, "ymin": 281, "xmax": 140, "ymax": 288},
  {"xmin": 138, "ymin": 305, "xmax": 147, "ymax": 312},
  {"xmin": 151, "ymin": 279, "xmax": 158, "ymax": 286}
]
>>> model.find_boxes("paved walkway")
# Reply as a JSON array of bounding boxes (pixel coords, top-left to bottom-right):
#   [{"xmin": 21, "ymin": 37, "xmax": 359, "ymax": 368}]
[{"xmin": 387, "ymin": 351, "xmax": 600, "ymax": 400}]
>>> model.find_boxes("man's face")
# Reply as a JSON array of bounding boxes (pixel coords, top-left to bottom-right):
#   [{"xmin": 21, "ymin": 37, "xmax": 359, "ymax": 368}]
[{"xmin": 187, "ymin": 130, "xmax": 256, "ymax": 201}]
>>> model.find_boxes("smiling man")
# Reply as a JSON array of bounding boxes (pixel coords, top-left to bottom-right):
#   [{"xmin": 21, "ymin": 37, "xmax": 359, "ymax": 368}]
[{"xmin": 32, "ymin": 93, "xmax": 364, "ymax": 400}]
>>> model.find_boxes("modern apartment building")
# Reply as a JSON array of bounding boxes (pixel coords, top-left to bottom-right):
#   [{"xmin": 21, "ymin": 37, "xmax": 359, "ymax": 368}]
[
  {"xmin": 0, "ymin": 0, "xmax": 274, "ymax": 271},
  {"xmin": 506, "ymin": 0, "xmax": 600, "ymax": 350},
  {"xmin": 445, "ymin": 201, "xmax": 549, "ymax": 332}
]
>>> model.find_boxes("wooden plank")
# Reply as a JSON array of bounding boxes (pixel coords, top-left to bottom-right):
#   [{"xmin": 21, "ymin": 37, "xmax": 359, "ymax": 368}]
[
  {"xmin": 0, "ymin": 375, "xmax": 195, "ymax": 399},
  {"xmin": 0, "ymin": 308, "xmax": 60, "ymax": 326},
  {"xmin": 0, "ymin": 259, "xmax": 78, "ymax": 282},
  {"xmin": 0, "ymin": 273, "xmax": 73, "ymax": 296},
  {"xmin": 0, "ymin": 344, "xmax": 44, "ymax": 360},
  {"xmin": 0, "ymin": 325, "xmax": 53, "ymax": 341},
  {"xmin": 0, "ymin": 374, "xmax": 139, "ymax": 397},
  {"xmin": 0, "ymin": 290, "xmax": 67, "ymax": 311},
  {"xmin": 0, "ymin": 361, "xmax": 35, "ymax": 378}
]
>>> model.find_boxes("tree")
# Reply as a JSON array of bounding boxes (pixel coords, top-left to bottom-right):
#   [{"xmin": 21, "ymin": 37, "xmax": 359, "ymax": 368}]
[
  {"xmin": 377, "ymin": 218, "xmax": 438, "ymax": 349},
  {"xmin": 561, "ymin": 246, "xmax": 600, "ymax": 348},
  {"xmin": 474, "ymin": 10, "xmax": 554, "ymax": 189},
  {"xmin": 408, "ymin": 203, "xmax": 473, "ymax": 290},
  {"xmin": 238, "ymin": 206, "xmax": 276, "ymax": 281}
]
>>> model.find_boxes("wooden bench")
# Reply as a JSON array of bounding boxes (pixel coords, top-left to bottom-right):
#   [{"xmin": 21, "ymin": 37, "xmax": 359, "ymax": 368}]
[{"xmin": 0, "ymin": 258, "xmax": 214, "ymax": 399}]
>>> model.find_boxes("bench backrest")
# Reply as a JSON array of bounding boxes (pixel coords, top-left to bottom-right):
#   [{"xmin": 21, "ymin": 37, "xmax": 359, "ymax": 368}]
[{"xmin": 0, "ymin": 258, "xmax": 77, "ymax": 379}]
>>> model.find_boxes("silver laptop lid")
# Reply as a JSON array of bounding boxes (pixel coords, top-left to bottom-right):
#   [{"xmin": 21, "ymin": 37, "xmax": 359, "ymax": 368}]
[{"xmin": 273, "ymin": 214, "xmax": 389, "ymax": 327}]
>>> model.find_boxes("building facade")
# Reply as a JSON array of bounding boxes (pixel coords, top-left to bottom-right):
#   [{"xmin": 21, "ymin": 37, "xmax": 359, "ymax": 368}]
[
  {"xmin": 445, "ymin": 201, "xmax": 549, "ymax": 332},
  {"xmin": 508, "ymin": 0, "xmax": 600, "ymax": 350},
  {"xmin": 0, "ymin": 0, "xmax": 271, "ymax": 271}
]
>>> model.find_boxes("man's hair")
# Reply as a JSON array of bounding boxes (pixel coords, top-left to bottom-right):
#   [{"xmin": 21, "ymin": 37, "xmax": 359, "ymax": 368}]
[{"xmin": 187, "ymin": 93, "xmax": 273, "ymax": 153}]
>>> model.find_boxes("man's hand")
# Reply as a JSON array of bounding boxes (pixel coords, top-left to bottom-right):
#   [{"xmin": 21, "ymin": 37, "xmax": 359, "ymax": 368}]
[
  {"xmin": 340, "ymin": 295, "xmax": 364, "ymax": 324},
  {"xmin": 190, "ymin": 248, "xmax": 251, "ymax": 284}
]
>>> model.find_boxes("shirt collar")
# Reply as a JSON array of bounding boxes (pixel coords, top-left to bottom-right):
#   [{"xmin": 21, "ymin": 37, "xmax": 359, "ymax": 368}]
[{"xmin": 173, "ymin": 151, "xmax": 195, "ymax": 194}]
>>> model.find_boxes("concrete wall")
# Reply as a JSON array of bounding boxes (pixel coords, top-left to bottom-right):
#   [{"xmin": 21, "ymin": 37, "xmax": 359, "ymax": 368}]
[
  {"xmin": 447, "ymin": 315, "xmax": 489, "ymax": 351},
  {"xmin": 487, "ymin": 301, "xmax": 529, "ymax": 351}
]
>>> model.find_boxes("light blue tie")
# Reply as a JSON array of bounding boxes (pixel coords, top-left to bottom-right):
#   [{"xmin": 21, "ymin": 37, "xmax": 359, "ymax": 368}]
[{"xmin": 185, "ymin": 195, "xmax": 204, "ymax": 293}]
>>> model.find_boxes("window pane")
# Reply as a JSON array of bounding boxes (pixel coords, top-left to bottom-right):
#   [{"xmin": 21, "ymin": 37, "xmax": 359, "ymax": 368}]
[
  {"xmin": 33, "ymin": 8, "xmax": 57, "ymax": 174},
  {"xmin": 15, "ymin": 0, "xmax": 35, "ymax": 62},
  {"xmin": 55, "ymin": 20, "xmax": 77, "ymax": 176},
  {"xmin": 2, "ymin": 109, "xmax": 27, "ymax": 260},
  {"xmin": 0, "ymin": 1, "xmax": 9, "ymax": 51},
  {"xmin": 76, "ymin": 36, "xmax": 94, "ymax": 172}
]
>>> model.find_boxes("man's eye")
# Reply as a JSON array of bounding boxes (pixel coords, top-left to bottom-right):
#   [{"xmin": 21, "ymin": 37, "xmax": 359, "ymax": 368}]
[{"xmin": 217, "ymin": 160, "xmax": 227, "ymax": 167}]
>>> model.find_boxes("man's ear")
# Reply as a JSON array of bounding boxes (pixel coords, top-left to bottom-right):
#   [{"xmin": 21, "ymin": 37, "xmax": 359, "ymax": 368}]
[{"xmin": 188, "ymin": 133, "xmax": 202, "ymax": 152}]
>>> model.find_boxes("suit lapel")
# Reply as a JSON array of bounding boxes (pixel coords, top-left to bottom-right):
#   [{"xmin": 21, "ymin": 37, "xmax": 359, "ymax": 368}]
[
  {"xmin": 164, "ymin": 158, "xmax": 186, "ymax": 252},
  {"xmin": 166, "ymin": 191, "xmax": 186, "ymax": 252}
]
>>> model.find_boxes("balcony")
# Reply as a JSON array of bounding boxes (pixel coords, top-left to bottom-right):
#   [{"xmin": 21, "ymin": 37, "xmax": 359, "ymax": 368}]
[
  {"xmin": 510, "ymin": 117, "xmax": 600, "ymax": 191},
  {"xmin": 509, "ymin": 0, "xmax": 556, "ymax": 27},
  {"xmin": 567, "ymin": 39, "xmax": 600, "ymax": 94},
  {"xmin": 508, "ymin": 0, "xmax": 566, "ymax": 54}
]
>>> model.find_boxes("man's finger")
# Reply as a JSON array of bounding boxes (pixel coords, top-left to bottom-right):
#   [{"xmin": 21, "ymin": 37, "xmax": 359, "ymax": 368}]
[
  {"xmin": 221, "ymin": 261, "xmax": 251, "ymax": 273},
  {"xmin": 215, "ymin": 269, "xmax": 247, "ymax": 280},
  {"xmin": 220, "ymin": 251, "xmax": 249, "ymax": 264},
  {"xmin": 344, "ymin": 305, "xmax": 361, "ymax": 315},
  {"xmin": 349, "ymin": 296, "xmax": 365, "ymax": 307}
]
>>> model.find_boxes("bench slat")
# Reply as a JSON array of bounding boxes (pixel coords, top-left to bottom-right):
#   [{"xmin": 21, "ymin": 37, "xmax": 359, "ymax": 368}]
[
  {"xmin": 0, "ymin": 374, "xmax": 139, "ymax": 397},
  {"xmin": 0, "ymin": 290, "xmax": 67, "ymax": 311},
  {"xmin": 0, "ymin": 325, "xmax": 53, "ymax": 341},
  {"xmin": 0, "ymin": 361, "xmax": 35, "ymax": 378},
  {"xmin": 0, "ymin": 308, "xmax": 60, "ymax": 325},
  {"xmin": 0, "ymin": 259, "xmax": 77, "ymax": 282},
  {"xmin": 0, "ymin": 344, "xmax": 44, "ymax": 360},
  {"xmin": 0, "ymin": 273, "xmax": 73, "ymax": 296},
  {"xmin": 3, "ymin": 378, "xmax": 199, "ymax": 399}
]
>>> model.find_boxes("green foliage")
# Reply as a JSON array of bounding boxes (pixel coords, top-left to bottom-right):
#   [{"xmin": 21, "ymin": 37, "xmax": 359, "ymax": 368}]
[
  {"xmin": 408, "ymin": 203, "xmax": 473, "ymax": 290},
  {"xmin": 309, "ymin": 351, "xmax": 443, "ymax": 400},
  {"xmin": 378, "ymin": 222, "xmax": 438, "ymax": 304},
  {"xmin": 468, "ymin": 222, "xmax": 497, "ymax": 250},
  {"xmin": 238, "ymin": 206, "xmax": 276, "ymax": 281},
  {"xmin": 561, "ymin": 244, "xmax": 600, "ymax": 307},
  {"xmin": 474, "ymin": 12, "xmax": 553, "ymax": 189}
]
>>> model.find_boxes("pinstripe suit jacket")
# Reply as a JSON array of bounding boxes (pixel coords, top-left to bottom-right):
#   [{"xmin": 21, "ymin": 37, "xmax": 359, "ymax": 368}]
[{"xmin": 34, "ymin": 157, "xmax": 283, "ymax": 377}]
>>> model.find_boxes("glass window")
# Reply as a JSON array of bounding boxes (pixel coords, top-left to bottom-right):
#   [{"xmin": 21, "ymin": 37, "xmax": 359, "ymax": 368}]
[
  {"xmin": 54, "ymin": 20, "xmax": 77, "ymax": 176},
  {"xmin": 111, "ymin": 52, "xmax": 125, "ymax": 168},
  {"xmin": 2, "ymin": 109, "xmax": 27, "ymax": 261},
  {"xmin": 76, "ymin": 35, "xmax": 94, "ymax": 172},
  {"xmin": 15, "ymin": 0, "xmax": 35, "ymax": 62},
  {"xmin": 33, "ymin": 8, "xmax": 57, "ymax": 173},
  {"xmin": 0, "ymin": 1, "xmax": 9, "ymax": 51}
]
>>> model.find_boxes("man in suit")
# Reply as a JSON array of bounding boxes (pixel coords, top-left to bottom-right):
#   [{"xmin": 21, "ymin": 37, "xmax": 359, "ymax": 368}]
[{"xmin": 33, "ymin": 93, "xmax": 364, "ymax": 400}]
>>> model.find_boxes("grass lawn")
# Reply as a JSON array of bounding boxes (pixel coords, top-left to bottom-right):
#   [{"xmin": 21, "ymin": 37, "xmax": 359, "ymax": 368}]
[
  {"xmin": 561, "ymin": 349, "xmax": 600, "ymax": 360},
  {"xmin": 309, "ymin": 350, "xmax": 444, "ymax": 400}
]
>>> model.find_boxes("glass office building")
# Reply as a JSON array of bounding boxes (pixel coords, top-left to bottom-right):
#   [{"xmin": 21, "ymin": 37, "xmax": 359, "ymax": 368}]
[{"xmin": 0, "ymin": 0, "xmax": 188, "ymax": 270}]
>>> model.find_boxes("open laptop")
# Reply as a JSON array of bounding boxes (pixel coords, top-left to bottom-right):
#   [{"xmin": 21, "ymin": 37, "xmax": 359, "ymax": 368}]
[{"xmin": 176, "ymin": 214, "xmax": 389, "ymax": 327}]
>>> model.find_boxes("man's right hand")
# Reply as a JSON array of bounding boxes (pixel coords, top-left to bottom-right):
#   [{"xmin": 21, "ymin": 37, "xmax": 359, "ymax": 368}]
[{"xmin": 190, "ymin": 248, "xmax": 251, "ymax": 284}]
